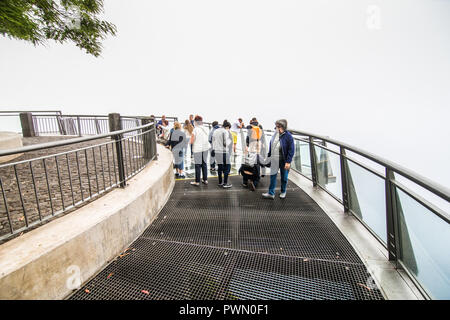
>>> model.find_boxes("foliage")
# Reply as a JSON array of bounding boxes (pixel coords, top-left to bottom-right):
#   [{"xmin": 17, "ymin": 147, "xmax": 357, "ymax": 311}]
[{"xmin": 0, "ymin": 0, "xmax": 117, "ymax": 56}]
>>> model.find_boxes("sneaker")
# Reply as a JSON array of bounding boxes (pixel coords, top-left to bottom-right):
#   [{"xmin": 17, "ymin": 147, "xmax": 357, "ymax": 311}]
[
  {"xmin": 218, "ymin": 182, "xmax": 223, "ymax": 187},
  {"xmin": 175, "ymin": 172, "xmax": 180, "ymax": 176},
  {"xmin": 178, "ymin": 174, "xmax": 186, "ymax": 178},
  {"xmin": 242, "ymin": 183, "xmax": 248, "ymax": 188},
  {"xmin": 248, "ymin": 181, "xmax": 255, "ymax": 191},
  {"xmin": 210, "ymin": 167, "xmax": 216, "ymax": 172},
  {"xmin": 202, "ymin": 180, "xmax": 208, "ymax": 185},
  {"xmin": 279, "ymin": 192, "xmax": 286, "ymax": 199},
  {"xmin": 262, "ymin": 193, "xmax": 275, "ymax": 200},
  {"xmin": 223, "ymin": 184, "xmax": 232, "ymax": 188},
  {"xmin": 190, "ymin": 181, "xmax": 200, "ymax": 186}
]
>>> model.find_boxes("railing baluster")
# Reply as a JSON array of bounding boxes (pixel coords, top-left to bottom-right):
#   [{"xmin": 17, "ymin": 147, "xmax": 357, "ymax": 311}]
[
  {"xmin": 111, "ymin": 141, "xmax": 119, "ymax": 186},
  {"xmin": 43, "ymin": 158, "xmax": 54, "ymax": 216},
  {"xmin": 92, "ymin": 147, "xmax": 99, "ymax": 194},
  {"xmin": 14, "ymin": 164, "xmax": 29, "ymax": 227},
  {"xmin": 137, "ymin": 132, "xmax": 143, "ymax": 169},
  {"xmin": 84, "ymin": 149, "xmax": 92, "ymax": 198},
  {"xmin": 99, "ymin": 145, "xmax": 106, "ymax": 192},
  {"xmin": 29, "ymin": 161, "xmax": 42, "ymax": 221},
  {"xmin": 55, "ymin": 156, "xmax": 65, "ymax": 211},
  {"xmin": 132, "ymin": 135, "xmax": 138, "ymax": 173},
  {"xmin": 75, "ymin": 151, "xmax": 84, "ymax": 202},
  {"xmin": 0, "ymin": 178, "xmax": 14, "ymax": 234},
  {"xmin": 66, "ymin": 153, "xmax": 75, "ymax": 206},
  {"xmin": 126, "ymin": 137, "xmax": 132, "ymax": 176},
  {"xmin": 105, "ymin": 142, "xmax": 112, "ymax": 188}
]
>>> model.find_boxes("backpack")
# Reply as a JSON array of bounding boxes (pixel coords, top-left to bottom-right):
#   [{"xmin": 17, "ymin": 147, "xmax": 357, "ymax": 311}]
[
  {"xmin": 251, "ymin": 125, "xmax": 262, "ymax": 141},
  {"xmin": 243, "ymin": 152, "xmax": 258, "ymax": 167}
]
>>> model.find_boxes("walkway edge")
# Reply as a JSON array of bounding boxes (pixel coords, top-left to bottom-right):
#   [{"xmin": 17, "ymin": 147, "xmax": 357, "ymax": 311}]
[
  {"xmin": 288, "ymin": 170, "xmax": 424, "ymax": 300},
  {"xmin": 0, "ymin": 145, "xmax": 174, "ymax": 300}
]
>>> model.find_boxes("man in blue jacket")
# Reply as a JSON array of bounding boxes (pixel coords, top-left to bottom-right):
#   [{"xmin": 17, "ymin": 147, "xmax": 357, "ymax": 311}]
[{"xmin": 262, "ymin": 119, "xmax": 295, "ymax": 199}]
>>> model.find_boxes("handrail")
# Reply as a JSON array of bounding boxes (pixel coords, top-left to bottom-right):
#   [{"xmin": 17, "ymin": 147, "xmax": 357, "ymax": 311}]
[
  {"xmin": 256, "ymin": 125, "xmax": 449, "ymax": 299},
  {"xmin": 0, "ymin": 122, "xmax": 154, "ymax": 158},
  {"xmin": 287, "ymin": 129, "xmax": 450, "ymax": 202},
  {"xmin": 0, "ymin": 110, "xmax": 61, "ymax": 114}
]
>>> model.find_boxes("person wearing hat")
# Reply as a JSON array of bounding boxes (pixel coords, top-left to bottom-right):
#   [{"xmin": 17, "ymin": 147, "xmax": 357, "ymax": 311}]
[
  {"xmin": 262, "ymin": 119, "xmax": 295, "ymax": 199},
  {"xmin": 230, "ymin": 118, "xmax": 244, "ymax": 154}
]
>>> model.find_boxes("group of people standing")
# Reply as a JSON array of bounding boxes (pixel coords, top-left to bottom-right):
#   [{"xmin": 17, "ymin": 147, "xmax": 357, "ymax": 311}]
[{"xmin": 161, "ymin": 115, "xmax": 295, "ymax": 199}]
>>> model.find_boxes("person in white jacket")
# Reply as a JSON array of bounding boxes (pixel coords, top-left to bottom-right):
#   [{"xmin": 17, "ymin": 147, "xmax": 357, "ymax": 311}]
[{"xmin": 190, "ymin": 115, "xmax": 210, "ymax": 186}]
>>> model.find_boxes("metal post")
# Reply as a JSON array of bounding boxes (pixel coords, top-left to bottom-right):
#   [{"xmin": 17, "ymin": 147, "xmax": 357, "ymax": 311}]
[
  {"xmin": 386, "ymin": 168, "xmax": 400, "ymax": 265},
  {"xmin": 77, "ymin": 116, "xmax": 82, "ymax": 136},
  {"xmin": 109, "ymin": 113, "xmax": 126, "ymax": 188},
  {"xmin": 19, "ymin": 112, "xmax": 36, "ymax": 137},
  {"xmin": 340, "ymin": 147, "xmax": 350, "ymax": 213},
  {"xmin": 141, "ymin": 117, "xmax": 154, "ymax": 160},
  {"xmin": 309, "ymin": 136, "xmax": 318, "ymax": 187},
  {"xmin": 149, "ymin": 116, "xmax": 158, "ymax": 161}
]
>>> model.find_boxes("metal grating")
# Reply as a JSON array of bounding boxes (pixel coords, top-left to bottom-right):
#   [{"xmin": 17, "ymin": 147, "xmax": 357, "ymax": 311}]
[{"xmin": 68, "ymin": 175, "xmax": 384, "ymax": 300}]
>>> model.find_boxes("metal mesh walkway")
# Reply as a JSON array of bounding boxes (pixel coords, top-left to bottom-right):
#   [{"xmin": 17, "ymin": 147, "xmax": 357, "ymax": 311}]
[{"xmin": 68, "ymin": 175, "xmax": 384, "ymax": 300}]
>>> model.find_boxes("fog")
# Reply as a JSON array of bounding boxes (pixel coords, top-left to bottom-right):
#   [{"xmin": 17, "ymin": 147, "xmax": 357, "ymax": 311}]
[{"xmin": 1, "ymin": 0, "xmax": 449, "ymax": 188}]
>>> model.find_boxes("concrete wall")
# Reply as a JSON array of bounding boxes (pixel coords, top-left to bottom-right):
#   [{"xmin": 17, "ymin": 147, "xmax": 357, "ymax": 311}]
[
  {"xmin": 0, "ymin": 145, "xmax": 174, "ymax": 300},
  {"xmin": 0, "ymin": 132, "xmax": 23, "ymax": 164}
]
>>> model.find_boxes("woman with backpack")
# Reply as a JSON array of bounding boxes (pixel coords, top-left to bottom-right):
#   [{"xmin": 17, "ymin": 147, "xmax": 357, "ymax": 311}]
[{"xmin": 166, "ymin": 121, "xmax": 187, "ymax": 178}]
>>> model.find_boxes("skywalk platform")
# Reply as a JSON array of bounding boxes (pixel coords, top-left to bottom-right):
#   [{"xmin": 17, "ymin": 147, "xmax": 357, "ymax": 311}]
[{"xmin": 68, "ymin": 174, "xmax": 384, "ymax": 300}]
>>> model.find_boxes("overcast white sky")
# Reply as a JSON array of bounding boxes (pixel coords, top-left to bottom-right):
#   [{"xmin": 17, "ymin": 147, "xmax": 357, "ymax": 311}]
[{"xmin": 1, "ymin": 0, "xmax": 449, "ymax": 188}]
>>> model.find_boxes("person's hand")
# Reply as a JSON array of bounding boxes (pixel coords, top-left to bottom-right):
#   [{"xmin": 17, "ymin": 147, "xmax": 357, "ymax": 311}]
[{"xmin": 285, "ymin": 163, "xmax": 291, "ymax": 170}]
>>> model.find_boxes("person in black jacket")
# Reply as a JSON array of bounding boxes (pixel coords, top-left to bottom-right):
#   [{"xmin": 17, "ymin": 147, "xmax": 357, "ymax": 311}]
[{"xmin": 239, "ymin": 153, "xmax": 264, "ymax": 191}]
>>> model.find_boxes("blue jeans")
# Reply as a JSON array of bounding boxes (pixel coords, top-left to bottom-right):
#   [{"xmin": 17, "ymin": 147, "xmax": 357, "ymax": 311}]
[
  {"xmin": 268, "ymin": 162, "xmax": 289, "ymax": 196},
  {"xmin": 174, "ymin": 148, "xmax": 185, "ymax": 170}
]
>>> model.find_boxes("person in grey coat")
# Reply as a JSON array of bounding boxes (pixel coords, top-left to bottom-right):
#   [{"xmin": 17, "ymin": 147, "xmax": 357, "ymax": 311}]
[{"xmin": 212, "ymin": 120, "xmax": 233, "ymax": 188}]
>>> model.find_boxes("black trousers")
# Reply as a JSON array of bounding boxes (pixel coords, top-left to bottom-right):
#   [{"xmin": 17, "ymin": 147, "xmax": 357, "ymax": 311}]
[
  {"xmin": 242, "ymin": 164, "xmax": 260, "ymax": 186},
  {"xmin": 216, "ymin": 152, "xmax": 231, "ymax": 184}
]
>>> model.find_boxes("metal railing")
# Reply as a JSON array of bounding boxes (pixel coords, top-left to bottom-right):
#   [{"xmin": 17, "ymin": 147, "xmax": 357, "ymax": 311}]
[
  {"xmin": 201, "ymin": 123, "xmax": 449, "ymax": 299},
  {"xmin": 0, "ymin": 112, "xmax": 168, "ymax": 137},
  {"xmin": 257, "ymin": 127, "xmax": 449, "ymax": 300},
  {"xmin": 0, "ymin": 116, "xmax": 157, "ymax": 243}
]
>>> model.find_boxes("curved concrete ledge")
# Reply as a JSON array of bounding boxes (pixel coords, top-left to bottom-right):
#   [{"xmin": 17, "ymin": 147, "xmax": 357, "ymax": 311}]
[
  {"xmin": 0, "ymin": 132, "xmax": 23, "ymax": 163},
  {"xmin": 0, "ymin": 145, "xmax": 174, "ymax": 300}
]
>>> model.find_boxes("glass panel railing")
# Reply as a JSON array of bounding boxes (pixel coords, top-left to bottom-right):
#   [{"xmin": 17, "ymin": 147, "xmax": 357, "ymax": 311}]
[
  {"xmin": 346, "ymin": 160, "xmax": 387, "ymax": 243},
  {"xmin": 291, "ymin": 139, "xmax": 312, "ymax": 179},
  {"xmin": 395, "ymin": 187, "xmax": 450, "ymax": 299},
  {"xmin": 314, "ymin": 145, "xmax": 342, "ymax": 201}
]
